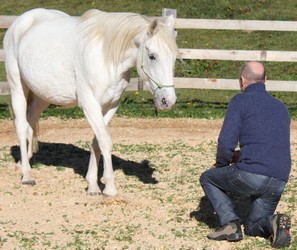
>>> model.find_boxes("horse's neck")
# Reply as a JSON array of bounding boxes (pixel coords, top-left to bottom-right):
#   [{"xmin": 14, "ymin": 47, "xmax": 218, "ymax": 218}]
[
  {"xmin": 120, "ymin": 31, "xmax": 146, "ymax": 73},
  {"xmin": 119, "ymin": 47, "xmax": 139, "ymax": 73},
  {"xmin": 115, "ymin": 32, "xmax": 145, "ymax": 76}
]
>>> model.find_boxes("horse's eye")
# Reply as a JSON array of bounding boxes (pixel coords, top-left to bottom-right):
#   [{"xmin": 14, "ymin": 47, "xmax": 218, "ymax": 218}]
[{"xmin": 149, "ymin": 54, "xmax": 156, "ymax": 61}]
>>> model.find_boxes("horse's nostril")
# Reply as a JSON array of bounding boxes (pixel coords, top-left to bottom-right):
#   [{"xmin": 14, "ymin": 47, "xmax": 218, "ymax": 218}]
[{"xmin": 157, "ymin": 96, "xmax": 176, "ymax": 110}]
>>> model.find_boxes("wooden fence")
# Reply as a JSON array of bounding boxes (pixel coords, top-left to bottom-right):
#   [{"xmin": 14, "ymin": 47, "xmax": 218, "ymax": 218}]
[{"xmin": 0, "ymin": 9, "xmax": 297, "ymax": 95}]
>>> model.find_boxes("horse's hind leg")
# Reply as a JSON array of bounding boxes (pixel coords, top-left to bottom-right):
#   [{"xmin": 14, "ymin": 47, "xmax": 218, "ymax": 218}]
[
  {"xmin": 26, "ymin": 93, "xmax": 49, "ymax": 158},
  {"xmin": 27, "ymin": 92, "xmax": 49, "ymax": 160},
  {"xmin": 9, "ymin": 82, "xmax": 36, "ymax": 185},
  {"xmin": 8, "ymin": 72, "xmax": 48, "ymax": 185}
]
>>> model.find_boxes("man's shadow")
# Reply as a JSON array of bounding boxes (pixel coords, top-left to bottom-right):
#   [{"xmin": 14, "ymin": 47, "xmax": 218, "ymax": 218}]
[
  {"xmin": 10, "ymin": 141, "xmax": 158, "ymax": 190},
  {"xmin": 190, "ymin": 194, "xmax": 251, "ymax": 229}
]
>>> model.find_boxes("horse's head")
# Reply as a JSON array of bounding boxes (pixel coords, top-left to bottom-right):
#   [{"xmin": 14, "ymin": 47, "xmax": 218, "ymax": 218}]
[{"xmin": 137, "ymin": 15, "xmax": 179, "ymax": 111}]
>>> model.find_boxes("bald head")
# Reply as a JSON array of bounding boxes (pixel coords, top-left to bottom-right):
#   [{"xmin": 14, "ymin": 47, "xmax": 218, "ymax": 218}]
[{"xmin": 239, "ymin": 61, "xmax": 266, "ymax": 91}]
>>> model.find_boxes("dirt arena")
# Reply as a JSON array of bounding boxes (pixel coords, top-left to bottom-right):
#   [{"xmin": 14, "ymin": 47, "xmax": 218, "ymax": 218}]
[{"xmin": 0, "ymin": 117, "xmax": 296, "ymax": 249}]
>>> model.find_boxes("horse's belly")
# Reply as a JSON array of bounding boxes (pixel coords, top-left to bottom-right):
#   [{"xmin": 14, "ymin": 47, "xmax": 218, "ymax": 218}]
[
  {"xmin": 23, "ymin": 69, "xmax": 77, "ymax": 106},
  {"xmin": 21, "ymin": 68, "xmax": 77, "ymax": 106},
  {"xmin": 31, "ymin": 84, "xmax": 77, "ymax": 106}
]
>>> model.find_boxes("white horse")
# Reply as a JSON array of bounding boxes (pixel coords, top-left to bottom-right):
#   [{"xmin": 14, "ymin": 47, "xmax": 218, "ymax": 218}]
[{"xmin": 4, "ymin": 8, "xmax": 179, "ymax": 196}]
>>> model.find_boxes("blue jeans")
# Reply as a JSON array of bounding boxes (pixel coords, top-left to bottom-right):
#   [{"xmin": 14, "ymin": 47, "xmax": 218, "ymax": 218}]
[{"xmin": 200, "ymin": 165, "xmax": 286, "ymax": 238}]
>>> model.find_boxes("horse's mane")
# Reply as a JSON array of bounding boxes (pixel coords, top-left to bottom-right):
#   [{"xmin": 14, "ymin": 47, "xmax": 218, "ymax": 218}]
[{"xmin": 79, "ymin": 9, "xmax": 179, "ymax": 66}]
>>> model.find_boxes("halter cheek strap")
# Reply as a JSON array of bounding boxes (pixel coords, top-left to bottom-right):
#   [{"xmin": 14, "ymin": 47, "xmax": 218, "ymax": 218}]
[{"xmin": 140, "ymin": 48, "xmax": 174, "ymax": 90}]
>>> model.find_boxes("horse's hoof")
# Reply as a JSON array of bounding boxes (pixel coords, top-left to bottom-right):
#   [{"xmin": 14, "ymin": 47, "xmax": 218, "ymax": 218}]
[
  {"xmin": 88, "ymin": 191, "xmax": 102, "ymax": 196},
  {"xmin": 22, "ymin": 180, "xmax": 36, "ymax": 185},
  {"xmin": 102, "ymin": 188, "xmax": 118, "ymax": 197}
]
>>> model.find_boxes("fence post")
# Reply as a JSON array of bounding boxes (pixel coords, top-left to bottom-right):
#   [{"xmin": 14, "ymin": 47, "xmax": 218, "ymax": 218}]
[
  {"xmin": 162, "ymin": 8, "xmax": 177, "ymax": 18},
  {"xmin": 137, "ymin": 78, "xmax": 143, "ymax": 91}
]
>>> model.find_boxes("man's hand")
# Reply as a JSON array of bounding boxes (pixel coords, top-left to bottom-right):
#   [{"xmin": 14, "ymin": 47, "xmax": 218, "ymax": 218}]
[
  {"xmin": 209, "ymin": 164, "xmax": 217, "ymax": 169},
  {"xmin": 231, "ymin": 150, "xmax": 240, "ymax": 164}
]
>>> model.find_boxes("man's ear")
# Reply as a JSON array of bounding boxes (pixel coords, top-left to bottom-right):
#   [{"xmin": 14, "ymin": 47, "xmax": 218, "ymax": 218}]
[
  {"xmin": 240, "ymin": 76, "xmax": 248, "ymax": 90},
  {"xmin": 240, "ymin": 76, "xmax": 244, "ymax": 86}
]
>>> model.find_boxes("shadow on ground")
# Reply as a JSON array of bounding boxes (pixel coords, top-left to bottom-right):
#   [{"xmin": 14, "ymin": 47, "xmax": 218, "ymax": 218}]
[
  {"xmin": 10, "ymin": 141, "xmax": 158, "ymax": 189},
  {"xmin": 190, "ymin": 195, "xmax": 251, "ymax": 229}
]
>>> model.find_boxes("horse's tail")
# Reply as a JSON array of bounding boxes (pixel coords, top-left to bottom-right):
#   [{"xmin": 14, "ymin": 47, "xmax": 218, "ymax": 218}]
[
  {"xmin": 27, "ymin": 90, "xmax": 39, "ymax": 153},
  {"xmin": 4, "ymin": 10, "xmax": 41, "ymax": 90},
  {"xmin": 4, "ymin": 9, "xmax": 55, "ymax": 154},
  {"xmin": 4, "ymin": 10, "xmax": 38, "ymax": 52}
]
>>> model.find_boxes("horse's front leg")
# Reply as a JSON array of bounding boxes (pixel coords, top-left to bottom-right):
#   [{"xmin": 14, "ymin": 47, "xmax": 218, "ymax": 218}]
[
  {"xmin": 82, "ymin": 101, "xmax": 118, "ymax": 196},
  {"xmin": 86, "ymin": 136, "xmax": 101, "ymax": 195},
  {"xmin": 94, "ymin": 129, "xmax": 117, "ymax": 196}
]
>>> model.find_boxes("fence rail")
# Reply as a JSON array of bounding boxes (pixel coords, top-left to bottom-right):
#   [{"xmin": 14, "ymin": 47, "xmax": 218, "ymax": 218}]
[
  {"xmin": 0, "ymin": 12, "xmax": 297, "ymax": 95},
  {"xmin": 174, "ymin": 18, "xmax": 297, "ymax": 31}
]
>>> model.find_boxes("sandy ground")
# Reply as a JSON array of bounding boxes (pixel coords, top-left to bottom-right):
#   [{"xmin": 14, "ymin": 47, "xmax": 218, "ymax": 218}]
[{"xmin": 0, "ymin": 117, "xmax": 296, "ymax": 249}]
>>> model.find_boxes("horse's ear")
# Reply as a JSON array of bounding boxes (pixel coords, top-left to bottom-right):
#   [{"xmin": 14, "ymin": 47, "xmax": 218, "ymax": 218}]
[
  {"xmin": 165, "ymin": 15, "xmax": 175, "ymax": 31},
  {"xmin": 148, "ymin": 19, "xmax": 159, "ymax": 36}
]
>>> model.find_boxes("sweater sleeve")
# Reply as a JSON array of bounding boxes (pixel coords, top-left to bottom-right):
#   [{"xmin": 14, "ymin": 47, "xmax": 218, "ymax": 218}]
[{"xmin": 216, "ymin": 96, "xmax": 241, "ymax": 167}]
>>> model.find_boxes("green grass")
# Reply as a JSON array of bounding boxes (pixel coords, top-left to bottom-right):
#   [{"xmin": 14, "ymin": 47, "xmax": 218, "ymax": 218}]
[
  {"xmin": 1, "ymin": 88, "xmax": 297, "ymax": 120},
  {"xmin": 0, "ymin": 1, "xmax": 297, "ymax": 118},
  {"xmin": 0, "ymin": 0, "xmax": 297, "ymax": 81},
  {"xmin": 1, "ymin": 0, "xmax": 297, "ymax": 20},
  {"xmin": 0, "ymin": 1, "xmax": 297, "ymax": 120}
]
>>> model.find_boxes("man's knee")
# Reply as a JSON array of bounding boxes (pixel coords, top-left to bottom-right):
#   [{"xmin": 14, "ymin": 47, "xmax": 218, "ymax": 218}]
[{"xmin": 199, "ymin": 171, "xmax": 208, "ymax": 186}]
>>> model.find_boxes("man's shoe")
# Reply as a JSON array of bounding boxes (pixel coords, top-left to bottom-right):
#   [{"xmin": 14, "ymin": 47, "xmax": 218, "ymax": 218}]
[
  {"xmin": 270, "ymin": 214, "xmax": 291, "ymax": 249},
  {"xmin": 207, "ymin": 221, "xmax": 243, "ymax": 242}
]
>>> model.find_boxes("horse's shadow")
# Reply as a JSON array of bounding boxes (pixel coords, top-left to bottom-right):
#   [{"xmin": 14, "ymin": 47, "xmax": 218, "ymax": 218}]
[
  {"xmin": 190, "ymin": 195, "xmax": 251, "ymax": 229},
  {"xmin": 10, "ymin": 141, "xmax": 158, "ymax": 189}
]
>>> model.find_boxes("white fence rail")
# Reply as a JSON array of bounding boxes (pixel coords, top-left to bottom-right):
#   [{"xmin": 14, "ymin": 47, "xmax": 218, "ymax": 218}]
[{"xmin": 0, "ymin": 12, "xmax": 297, "ymax": 95}]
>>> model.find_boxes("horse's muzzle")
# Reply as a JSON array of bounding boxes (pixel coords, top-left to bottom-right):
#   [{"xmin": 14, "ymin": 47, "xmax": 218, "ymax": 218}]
[{"xmin": 156, "ymin": 96, "xmax": 176, "ymax": 110}]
